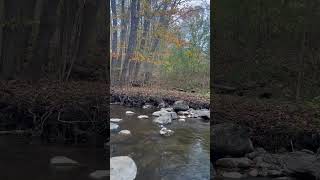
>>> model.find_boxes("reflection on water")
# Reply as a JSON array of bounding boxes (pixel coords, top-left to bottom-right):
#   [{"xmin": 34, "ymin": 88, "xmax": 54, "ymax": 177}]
[
  {"xmin": 110, "ymin": 105, "xmax": 210, "ymax": 180},
  {"xmin": 0, "ymin": 135, "xmax": 107, "ymax": 180}
]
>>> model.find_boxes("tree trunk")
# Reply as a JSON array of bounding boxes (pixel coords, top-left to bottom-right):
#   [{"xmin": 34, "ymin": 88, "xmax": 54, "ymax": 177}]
[
  {"xmin": 133, "ymin": 0, "xmax": 151, "ymax": 81},
  {"xmin": 116, "ymin": 0, "xmax": 127, "ymax": 83},
  {"xmin": 111, "ymin": 0, "xmax": 118, "ymax": 84},
  {"xmin": 120, "ymin": 0, "xmax": 139, "ymax": 84},
  {"xmin": 0, "ymin": 0, "xmax": 4, "ymax": 71}
]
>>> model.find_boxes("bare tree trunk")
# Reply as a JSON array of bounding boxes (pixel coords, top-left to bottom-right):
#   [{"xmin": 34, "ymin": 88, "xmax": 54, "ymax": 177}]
[
  {"xmin": 127, "ymin": 0, "xmax": 140, "ymax": 82},
  {"xmin": 0, "ymin": 0, "xmax": 4, "ymax": 71},
  {"xmin": 133, "ymin": 0, "xmax": 151, "ymax": 81},
  {"xmin": 120, "ymin": 0, "xmax": 139, "ymax": 84},
  {"xmin": 111, "ymin": 0, "xmax": 118, "ymax": 84},
  {"xmin": 116, "ymin": 0, "xmax": 128, "ymax": 83}
]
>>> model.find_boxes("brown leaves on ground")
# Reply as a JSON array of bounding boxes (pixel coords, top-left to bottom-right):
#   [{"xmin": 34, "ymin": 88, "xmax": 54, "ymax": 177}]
[
  {"xmin": 111, "ymin": 86, "xmax": 209, "ymax": 106},
  {"xmin": 213, "ymin": 94, "xmax": 320, "ymax": 150}
]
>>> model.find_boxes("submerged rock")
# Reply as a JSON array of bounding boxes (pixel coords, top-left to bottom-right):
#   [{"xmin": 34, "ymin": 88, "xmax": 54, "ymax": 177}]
[
  {"xmin": 125, "ymin": 111, "xmax": 135, "ymax": 115},
  {"xmin": 221, "ymin": 172, "xmax": 243, "ymax": 179},
  {"xmin": 216, "ymin": 157, "xmax": 253, "ymax": 168},
  {"xmin": 119, "ymin": 130, "xmax": 131, "ymax": 136},
  {"xmin": 137, "ymin": 115, "xmax": 149, "ymax": 119},
  {"xmin": 142, "ymin": 104, "xmax": 153, "ymax": 109},
  {"xmin": 173, "ymin": 100, "xmax": 189, "ymax": 111},
  {"xmin": 110, "ymin": 118, "xmax": 122, "ymax": 123},
  {"xmin": 159, "ymin": 127, "xmax": 174, "ymax": 137},
  {"xmin": 110, "ymin": 156, "xmax": 137, "ymax": 180},
  {"xmin": 178, "ymin": 118, "xmax": 186, "ymax": 122},
  {"xmin": 89, "ymin": 170, "xmax": 109, "ymax": 179},
  {"xmin": 110, "ymin": 123, "xmax": 119, "ymax": 131},
  {"xmin": 50, "ymin": 156, "xmax": 80, "ymax": 170}
]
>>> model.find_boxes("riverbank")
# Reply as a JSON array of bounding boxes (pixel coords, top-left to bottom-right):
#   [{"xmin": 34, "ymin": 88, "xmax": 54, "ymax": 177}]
[
  {"xmin": 213, "ymin": 95, "xmax": 320, "ymax": 179},
  {"xmin": 0, "ymin": 80, "xmax": 108, "ymax": 145},
  {"xmin": 111, "ymin": 86, "xmax": 210, "ymax": 109},
  {"xmin": 213, "ymin": 94, "xmax": 320, "ymax": 152}
]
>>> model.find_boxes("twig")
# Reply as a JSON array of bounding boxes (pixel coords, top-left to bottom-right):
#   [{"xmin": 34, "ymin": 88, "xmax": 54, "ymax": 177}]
[
  {"xmin": 290, "ymin": 139, "xmax": 295, "ymax": 152},
  {"xmin": 0, "ymin": 130, "xmax": 32, "ymax": 135}
]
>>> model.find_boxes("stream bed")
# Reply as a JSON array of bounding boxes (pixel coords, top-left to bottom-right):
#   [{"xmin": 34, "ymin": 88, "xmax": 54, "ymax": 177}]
[
  {"xmin": 0, "ymin": 135, "xmax": 107, "ymax": 180},
  {"xmin": 110, "ymin": 105, "xmax": 210, "ymax": 180}
]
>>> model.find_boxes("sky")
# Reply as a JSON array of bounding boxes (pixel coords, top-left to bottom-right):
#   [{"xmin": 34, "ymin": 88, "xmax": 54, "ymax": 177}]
[{"xmin": 188, "ymin": 0, "xmax": 210, "ymax": 7}]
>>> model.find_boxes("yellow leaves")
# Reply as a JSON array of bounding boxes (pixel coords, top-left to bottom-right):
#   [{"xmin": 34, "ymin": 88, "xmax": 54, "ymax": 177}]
[
  {"xmin": 130, "ymin": 52, "xmax": 146, "ymax": 62},
  {"xmin": 186, "ymin": 50, "xmax": 193, "ymax": 58}
]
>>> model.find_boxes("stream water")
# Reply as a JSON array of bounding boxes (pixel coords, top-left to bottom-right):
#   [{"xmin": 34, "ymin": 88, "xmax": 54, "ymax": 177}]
[
  {"xmin": 110, "ymin": 105, "xmax": 210, "ymax": 180},
  {"xmin": 0, "ymin": 135, "xmax": 107, "ymax": 180}
]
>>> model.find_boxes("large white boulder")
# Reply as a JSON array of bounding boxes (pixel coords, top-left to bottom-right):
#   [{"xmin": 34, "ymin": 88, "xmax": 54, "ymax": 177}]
[{"xmin": 110, "ymin": 156, "xmax": 137, "ymax": 180}]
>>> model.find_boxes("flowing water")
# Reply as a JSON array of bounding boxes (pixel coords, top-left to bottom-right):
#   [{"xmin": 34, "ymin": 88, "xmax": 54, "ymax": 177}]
[
  {"xmin": 110, "ymin": 105, "xmax": 210, "ymax": 180},
  {"xmin": 0, "ymin": 135, "xmax": 107, "ymax": 180}
]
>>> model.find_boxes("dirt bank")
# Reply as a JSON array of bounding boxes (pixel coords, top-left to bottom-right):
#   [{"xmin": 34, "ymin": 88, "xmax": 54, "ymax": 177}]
[
  {"xmin": 0, "ymin": 80, "xmax": 109, "ymax": 146},
  {"xmin": 111, "ymin": 86, "xmax": 210, "ymax": 109},
  {"xmin": 213, "ymin": 94, "xmax": 320, "ymax": 151}
]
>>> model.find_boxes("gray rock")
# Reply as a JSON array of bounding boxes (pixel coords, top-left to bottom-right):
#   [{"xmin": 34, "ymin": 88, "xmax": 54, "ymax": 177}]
[
  {"xmin": 274, "ymin": 177, "xmax": 298, "ymax": 180},
  {"xmin": 152, "ymin": 110, "xmax": 167, "ymax": 117},
  {"xmin": 267, "ymin": 169, "xmax": 283, "ymax": 177},
  {"xmin": 110, "ymin": 123, "xmax": 119, "ymax": 131},
  {"xmin": 110, "ymin": 156, "xmax": 137, "ymax": 180},
  {"xmin": 248, "ymin": 168, "xmax": 258, "ymax": 177},
  {"xmin": 173, "ymin": 100, "xmax": 189, "ymax": 111},
  {"xmin": 167, "ymin": 112, "xmax": 178, "ymax": 119},
  {"xmin": 142, "ymin": 104, "xmax": 153, "ymax": 109},
  {"xmin": 159, "ymin": 127, "xmax": 174, "ymax": 137},
  {"xmin": 178, "ymin": 111, "xmax": 190, "ymax": 115},
  {"xmin": 216, "ymin": 157, "xmax": 253, "ymax": 168},
  {"xmin": 194, "ymin": 109, "xmax": 210, "ymax": 120},
  {"xmin": 212, "ymin": 123, "xmax": 254, "ymax": 157},
  {"xmin": 222, "ymin": 172, "xmax": 243, "ymax": 179},
  {"xmin": 153, "ymin": 115, "xmax": 172, "ymax": 124},
  {"xmin": 89, "ymin": 170, "xmax": 109, "ymax": 179},
  {"xmin": 282, "ymin": 151, "xmax": 320, "ymax": 179},
  {"xmin": 246, "ymin": 151, "xmax": 259, "ymax": 159},
  {"xmin": 50, "ymin": 156, "xmax": 80, "ymax": 169},
  {"xmin": 161, "ymin": 107, "xmax": 174, "ymax": 112},
  {"xmin": 152, "ymin": 110, "xmax": 178, "ymax": 124}
]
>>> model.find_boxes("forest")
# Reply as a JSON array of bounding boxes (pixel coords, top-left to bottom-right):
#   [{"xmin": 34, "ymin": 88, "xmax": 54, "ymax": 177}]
[
  {"xmin": 0, "ymin": 0, "xmax": 108, "ymax": 81},
  {"xmin": 212, "ymin": 0, "xmax": 320, "ymax": 179},
  {"xmin": 110, "ymin": 0, "xmax": 210, "ymax": 94}
]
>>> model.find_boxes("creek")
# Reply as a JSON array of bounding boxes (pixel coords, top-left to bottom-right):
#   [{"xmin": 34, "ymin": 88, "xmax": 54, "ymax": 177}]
[{"xmin": 110, "ymin": 105, "xmax": 210, "ymax": 180}]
